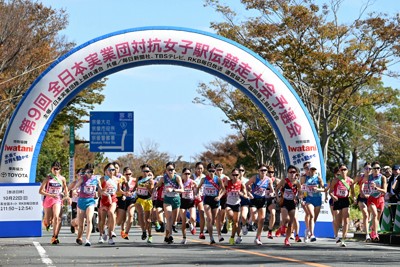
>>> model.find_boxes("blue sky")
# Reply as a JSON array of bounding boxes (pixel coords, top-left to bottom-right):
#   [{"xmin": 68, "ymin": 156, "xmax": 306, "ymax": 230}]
[{"xmin": 40, "ymin": 0, "xmax": 399, "ymax": 163}]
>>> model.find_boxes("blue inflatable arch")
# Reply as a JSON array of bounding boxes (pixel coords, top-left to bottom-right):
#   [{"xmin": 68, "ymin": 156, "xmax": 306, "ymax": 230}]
[{"xmin": 0, "ymin": 26, "xmax": 325, "ymax": 184}]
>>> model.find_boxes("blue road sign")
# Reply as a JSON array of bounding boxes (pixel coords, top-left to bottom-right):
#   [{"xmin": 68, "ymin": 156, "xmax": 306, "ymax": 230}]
[{"xmin": 89, "ymin": 111, "xmax": 134, "ymax": 152}]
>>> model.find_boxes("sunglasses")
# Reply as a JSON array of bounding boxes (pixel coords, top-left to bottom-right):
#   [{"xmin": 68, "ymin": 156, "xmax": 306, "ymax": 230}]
[
  {"xmin": 365, "ymin": 167, "xmax": 372, "ymax": 170},
  {"xmin": 373, "ymin": 167, "xmax": 380, "ymax": 170},
  {"xmin": 341, "ymin": 169, "xmax": 348, "ymax": 171},
  {"xmin": 53, "ymin": 168, "xmax": 60, "ymax": 171},
  {"xmin": 184, "ymin": 173, "xmax": 191, "ymax": 175},
  {"xmin": 239, "ymin": 169, "xmax": 245, "ymax": 172},
  {"xmin": 125, "ymin": 173, "xmax": 132, "ymax": 176},
  {"xmin": 79, "ymin": 172, "xmax": 85, "ymax": 175},
  {"xmin": 108, "ymin": 168, "xmax": 116, "ymax": 172},
  {"xmin": 289, "ymin": 171, "xmax": 297, "ymax": 174},
  {"xmin": 208, "ymin": 169, "xmax": 216, "ymax": 173},
  {"xmin": 86, "ymin": 171, "xmax": 93, "ymax": 174},
  {"xmin": 232, "ymin": 174, "xmax": 239, "ymax": 177},
  {"xmin": 216, "ymin": 168, "xmax": 223, "ymax": 171},
  {"xmin": 167, "ymin": 168, "xmax": 175, "ymax": 172},
  {"xmin": 268, "ymin": 171, "xmax": 274, "ymax": 174},
  {"xmin": 143, "ymin": 170, "xmax": 150, "ymax": 173},
  {"xmin": 260, "ymin": 169, "xmax": 267, "ymax": 172}
]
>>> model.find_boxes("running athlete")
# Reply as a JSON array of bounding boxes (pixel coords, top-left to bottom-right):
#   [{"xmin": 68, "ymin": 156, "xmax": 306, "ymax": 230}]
[
  {"xmin": 329, "ymin": 164, "xmax": 355, "ymax": 247},
  {"xmin": 225, "ymin": 168, "xmax": 248, "ymax": 245},
  {"xmin": 301, "ymin": 163, "xmax": 325, "ymax": 242},
  {"xmin": 39, "ymin": 161, "xmax": 69, "ymax": 245},
  {"xmin": 191, "ymin": 162, "xmax": 206, "ymax": 239},
  {"xmin": 152, "ymin": 175, "xmax": 165, "ymax": 233},
  {"xmin": 246, "ymin": 164, "xmax": 274, "ymax": 245},
  {"xmin": 363, "ymin": 161, "xmax": 387, "ymax": 242},
  {"xmin": 354, "ymin": 162, "xmax": 372, "ymax": 241},
  {"xmin": 197, "ymin": 163, "xmax": 226, "ymax": 244},
  {"xmin": 155, "ymin": 162, "xmax": 184, "ymax": 244},
  {"xmin": 216, "ymin": 163, "xmax": 230, "ymax": 234},
  {"xmin": 238, "ymin": 165, "xmax": 250, "ymax": 237},
  {"xmin": 265, "ymin": 165, "xmax": 280, "ymax": 239},
  {"xmin": 72, "ymin": 163, "xmax": 100, "ymax": 246},
  {"xmin": 113, "ymin": 161, "xmax": 123, "ymax": 239},
  {"xmin": 98, "ymin": 163, "xmax": 118, "ymax": 245},
  {"xmin": 275, "ymin": 165, "xmax": 301, "ymax": 247},
  {"xmin": 121, "ymin": 167, "xmax": 137, "ymax": 240},
  {"xmin": 179, "ymin": 167, "xmax": 197, "ymax": 244},
  {"xmin": 134, "ymin": 164, "xmax": 154, "ymax": 243}
]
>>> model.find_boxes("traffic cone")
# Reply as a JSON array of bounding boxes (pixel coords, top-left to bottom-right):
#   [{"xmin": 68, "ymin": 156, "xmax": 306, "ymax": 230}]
[
  {"xmin": 379, "ymin": 204, "xmax": 392, "ymax": 233},
  {"xmin": 393, "ymin": 203, "xmax": 400, "ymax": 233}
]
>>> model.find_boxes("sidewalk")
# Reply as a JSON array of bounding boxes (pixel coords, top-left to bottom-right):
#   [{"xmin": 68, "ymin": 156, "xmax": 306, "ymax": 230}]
[{"xmin": 353, "ymin": 232, "xmax": 400, "ymax": 245}]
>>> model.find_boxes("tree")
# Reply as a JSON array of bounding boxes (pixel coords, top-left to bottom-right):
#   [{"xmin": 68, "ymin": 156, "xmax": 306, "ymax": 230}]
[
  {"xmin": 205, "ymin": 0, "xmax": 400, "ymax": 167},
  {"xmin": 195, "ymin": 79, "xmax": 286, "ymax": 174}
]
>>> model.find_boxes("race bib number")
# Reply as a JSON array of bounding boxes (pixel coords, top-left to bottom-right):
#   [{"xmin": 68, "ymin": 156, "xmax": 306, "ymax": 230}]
[
  {"xmin": 106, "ymin": 187, "xmax": 116, "ymax": 194},
  {"xmin": 362, "ymin": 187, "xmax": 371, "ymax": 195},
  {"xmin": 337, "ymin": 189, "xmax": 348, "ymax": 197},
  {"xmin": 48, "ymin": 186, "xmax": 62, "ymax": 194},
  {"xmin": 83, "ymin": 185, "xmax": 96, "ymax": 195},
  {"xmin": 227, "ymin": 191, "xmax": 240, "ymax": 204},
  {"xmin": 283, "ymin": 189, "xmax": 294, "ymax": 200},
  {"xmin": 205, "ymin": 187, "xmax": 218, "ymax": 196},
  {"xmin": 182, "ymin": 190, "xmax": 194, "ymax": 200},
  {"xmin": 137, "ymin": 187, "xmax": 148, "ymax": 196},
  {"xmin": 253, "ymin": 188, "xmax": 266, "ymax": 197}
]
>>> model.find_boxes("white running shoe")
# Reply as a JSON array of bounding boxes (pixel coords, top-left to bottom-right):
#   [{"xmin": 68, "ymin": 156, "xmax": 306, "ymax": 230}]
[
  {"xmin": 254, "ymin": 238, "xmax": 262, "ymax": 245},
  {"xmin": 310, "ymin": 235, "xmax": 317, "ymax": 242},
  {"xmin": 242, "ymin": 225, "xmax": 248, "ymax": 236},
  {"xmin": 111, "ymin": 231, "xmax": 117, "ymax": 238},
  {"xmin": 98, "ymin": 236, "xmax": 104, "ymax": 244},
  {"xmin": 85, "ymin": 240, "xmax": 91, "ymax": 246},
  {"xmin": 181, "ymin": 238, "xmax": 187, "ymax": 244},
  {"xmin": 108, "ymin": 238, "xmax": 115, "ymax": 245},
  {"xmin": 102, "ymin": 233, "xmax": 108, "ymax": 242},
  {"xmin": 235, "ymin": 236, "xmax": 242, "ymax": 244}
]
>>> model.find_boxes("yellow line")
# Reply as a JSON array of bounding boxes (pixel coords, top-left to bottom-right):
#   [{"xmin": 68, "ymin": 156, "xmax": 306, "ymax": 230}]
[{"xmin": 185, "ymin": 237, "xmax": 331, "ymax": 267}]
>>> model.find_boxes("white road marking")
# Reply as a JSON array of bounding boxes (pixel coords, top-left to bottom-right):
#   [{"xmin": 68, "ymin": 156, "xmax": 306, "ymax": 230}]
[{"xmin": 33, "ymin": 241, "xmax": 56, "ymax": 267}]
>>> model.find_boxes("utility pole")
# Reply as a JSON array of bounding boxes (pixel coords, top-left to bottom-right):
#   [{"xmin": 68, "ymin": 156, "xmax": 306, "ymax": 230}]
[{"xmin": 68, "ymin": 121, "xmax": 90, "ymax": 183}]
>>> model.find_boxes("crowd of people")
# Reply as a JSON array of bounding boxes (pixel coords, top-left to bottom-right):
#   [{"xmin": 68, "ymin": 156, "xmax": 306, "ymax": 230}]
[{"xmin": 39, "ymin": 159, "xmax": 400, "ymax": 248}]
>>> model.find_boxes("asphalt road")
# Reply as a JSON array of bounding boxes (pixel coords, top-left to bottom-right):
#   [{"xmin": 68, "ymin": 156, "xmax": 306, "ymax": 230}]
[{"xmin": 1, "ymin": 225, "xmax": 399, "ymax": 267}]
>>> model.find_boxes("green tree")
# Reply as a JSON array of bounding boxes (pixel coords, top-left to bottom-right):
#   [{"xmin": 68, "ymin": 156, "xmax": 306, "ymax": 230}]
[{"xmin": 205, "ymin": 0, "xmax": 400, "ymax": 167}]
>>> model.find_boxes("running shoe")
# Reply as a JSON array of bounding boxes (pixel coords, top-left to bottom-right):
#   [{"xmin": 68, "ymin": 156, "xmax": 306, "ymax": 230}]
[
  {"xmin": 159, "ymin": 223, "xmax": 165, "ymax": 233},
  {"xmin": 284, "ymin": 238, "xmax": 291, "ymax": 247},
  {"xmin": 164, "ymin": 236, "xmax": 169, "ymax": 243},
  {"xmin": 227, "ymin": 220, "xmax": 233, "ymax": 231},
  {"xmin": 141, "ymin": 231, "xmax": 147, "ymax": 240},
  {"xmin": 310, "ymin": 235, "xmax": 317, "ymax": 242},
  {"xmin": 147, "ymin": 236, "xmax": 153, "ymax": 244},
  {"xmin": 172, "ymin": 225, "xmax": 178, "ymax": 233},
  {"xmin": 98, "ymin": 236, "xmax": 104, "ymax": 243},
  {"xmin": 190, "ymin": 226, "xmax": 196, "ymax": 235},
  {"xmin": 70, "ymin": 225, "xmax": 75, "ymax": 234},
  {"xmin": 373, "ymin": 234, "xmax": 380, "ymax": 242},
  {"xmin": 111, "ymin": 231, "xmax": 117, "ymax": 238},
  {"xmin": 102, "ymin": 233, "xmax": 108, "ymax": 242},
  {"xmin": 295, "ymin": 235, "xmax": 302, "ymax": 242},
  {"xmin": 76, "ymin": 238, "xmax": 83, "ymax": 245},
  {"xmin": 108, "ymin": 238, "xmax": 115, "ymax": 245},
  {"xmin": 84, "ymin": 240, "xmax": 91, "ymax": 247},
  {"xmin": 267, "ymin": 230, "xmax": 273, "ymax": 239},
  {"xmin": 56, "ymin": 238, "xmax": 60, "ymax": 244},
  {"xmin": 229, "ymin": 237, "xmax": 235, "ymax": 245},
  {"xmin": 221, "ymin": 223, "xmax": 228, "ymax": 234},
  {"xmin": 336, "ymin": 237, "xmax": 342, "ymax": 244},
  {"xmin": 340, "ymin": 240, "xmax": 347, "ymax": 247},
  {"xmin": 181, "ymin": 238, "xmax": 187, "ymax": 245},
  {"xmin": 218, "ymin": 236, "xmax": 224, "ymax": 242},
  {"xmin": 290, "ymin": 234, "xmax": 295, "ymax": 240},
  {"xmin": 365, "ymin": 234, "xmax": 371, "ymax": 242},
  {"xmin": 122, "ymin": 233, "xmax": 129, "ymax": 240},
  {"xmin": 275, "ymin": 227, "xmax": 282, "ymax": 237},
  {"xmin": 254, "ymin": 237, "xmax": 262, "ymax": 245},
  {"xmin": 235, "ymin": 236, "xmax": 242, "ymax": 244},
  {"xmin": 210, "ymin": 238, "xmax": 216, "ymax": 244},
  {"xmin": 120, "ymin": 230, "xmax": 125, "ymax": 238},
  {"xmin": 199, "ymin": 232, "xmax": 206, "ymax": 239},
  {"xmin": 167, "ymin": 236, "xmax": 174, "ymax": 244},
  {"xmin": 155, "ymin": 222, "xmax": 161, "ymax": 232},
  {"xmin": 242, "ymin": 224, "xmax": 248, "ymax": 236},
  {"xmin": 51, "ymin": 237, "xmax": 58, "ymax": 245}
]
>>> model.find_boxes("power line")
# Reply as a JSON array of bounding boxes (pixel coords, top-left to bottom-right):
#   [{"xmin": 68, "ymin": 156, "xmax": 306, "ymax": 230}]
[{"xmin": 0, "ymin": 60, "xmax": 55, "ymax": 86}]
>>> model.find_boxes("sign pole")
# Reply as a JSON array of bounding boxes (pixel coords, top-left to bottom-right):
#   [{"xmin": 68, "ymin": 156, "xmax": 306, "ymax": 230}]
[{"xmin": 69, "ymin": 123, "xmax": 75, "ymax": 183}]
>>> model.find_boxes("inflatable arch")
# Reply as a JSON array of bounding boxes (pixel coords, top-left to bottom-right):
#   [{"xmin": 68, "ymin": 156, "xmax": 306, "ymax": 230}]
[{"xmin": 0, "ymin": 26, "xmax": 325, "ymax": 184}]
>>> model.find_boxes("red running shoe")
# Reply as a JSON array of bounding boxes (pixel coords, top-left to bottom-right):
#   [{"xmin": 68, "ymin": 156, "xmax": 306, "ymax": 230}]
[
  {"xmin": 275, "ymin": 228, "xmax": 281, "ymax": 237},
  {"xmin": 199, "ymin": 232, "xmax": 205, "ymax": 239},
  {"xmin": 284, "ymin": 238, "xmax": 291, "ymax": 247},
  {"xmin": 267, "ymin": 230, "xmax": 273, "ymax": 239}
]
